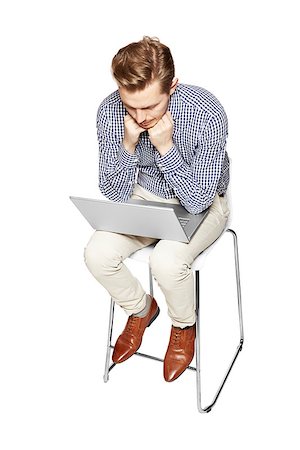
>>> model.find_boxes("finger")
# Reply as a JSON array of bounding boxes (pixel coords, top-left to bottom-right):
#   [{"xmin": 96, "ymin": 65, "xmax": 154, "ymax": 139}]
[
  {"xmin": 137, "ymin": 126, "xmax": 146, "ymax": 133},
  {"xmin": 165, "ymin": 111, "xmax": 174, "ymax": 124},
  {"xmin": 124, "ymin": 115, "xmax": 144, "ymax": 132},
  {"xmin": 161, "ymin": 114, "xmax": 168, "ymax": 125},
  {"xmin": 134, "ymin": 121, "xmax": 146, "ymax": 131},
  {"xmin": 160, "ymin": 113, "xmax": 173, "ymax": 128},
  {"xmin": 148, "ymin": 120, "xmax": 162, "ymax": 134},
  {"xmin": 124, "ymin": 114, "xmax": 133, "ymax": 123}
]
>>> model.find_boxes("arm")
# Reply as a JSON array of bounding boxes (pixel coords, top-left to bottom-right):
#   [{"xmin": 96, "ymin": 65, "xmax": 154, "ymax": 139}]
[
  {"xmin": 97, "ymin": 107, "xmax": 140, "ymax": 202},
  {"xmin": 154, "ymin": 115, "xmax": 228, "ymax": 214}
]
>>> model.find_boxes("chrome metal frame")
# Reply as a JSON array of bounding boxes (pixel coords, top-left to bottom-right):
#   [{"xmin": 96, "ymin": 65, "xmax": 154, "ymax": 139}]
[
  {"xmin": 103, "ymin": 228, "xmax": 244, "ymax": 413},
  {"xmin": 195, "ymin": 228, "xmax": 244, "ymax": 412}
]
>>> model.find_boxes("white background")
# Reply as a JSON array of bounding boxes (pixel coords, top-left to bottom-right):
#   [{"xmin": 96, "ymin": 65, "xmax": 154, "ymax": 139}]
[{"xmin": 1, "ymin": 0, "xmax": 299, "ymax": 448}]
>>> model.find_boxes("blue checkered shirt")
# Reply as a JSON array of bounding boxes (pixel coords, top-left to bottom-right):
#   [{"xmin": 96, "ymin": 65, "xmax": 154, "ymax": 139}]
[{"xmin": 96, "ymin": 83, "xmax": 229, "ymax": 214}]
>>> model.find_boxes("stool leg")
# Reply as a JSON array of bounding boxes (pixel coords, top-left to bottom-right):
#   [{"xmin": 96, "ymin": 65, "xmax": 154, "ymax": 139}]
[
  {"xmin": 195, "ymin": 270, "xmax": 205, "ymax": 412},
  {"xmin": 149, "ymin": 265, "xmax": 154, "ymax": 297},
  {"xmin": 195, "ymin": 229, "xmax": 244, "ymax": 413},
  {"xmin": 195, "ymin": 270, "xmax": 212, "ymax": 413},
  {"xmin": 227, "ymin": 229, "xmax": 244, "ymax": 344},
  {"xmin": 103, "ymin": 298, "xmax": 115, "ymax": 382}
]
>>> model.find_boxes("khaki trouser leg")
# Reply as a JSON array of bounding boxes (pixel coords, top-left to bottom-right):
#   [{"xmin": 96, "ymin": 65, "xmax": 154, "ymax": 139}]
[{"xmin": 84, "ymin": 230, "xmax": 157, "ymax": 315}]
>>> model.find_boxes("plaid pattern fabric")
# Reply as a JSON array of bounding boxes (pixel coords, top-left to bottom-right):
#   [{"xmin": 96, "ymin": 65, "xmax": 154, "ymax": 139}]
[{"xmin": 96, "ymin": 84, "xmax": 230, "ymax": 214}]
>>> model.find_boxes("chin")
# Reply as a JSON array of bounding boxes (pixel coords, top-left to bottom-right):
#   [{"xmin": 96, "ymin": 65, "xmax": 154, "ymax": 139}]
[{"xmin": 140, "ymin": 119, "xmax": 158, "ymax": 129}]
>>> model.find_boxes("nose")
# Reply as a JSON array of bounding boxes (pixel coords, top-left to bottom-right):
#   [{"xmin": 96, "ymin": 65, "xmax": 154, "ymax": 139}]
[{"xmin": 136, "ymin": 109, "xmax": 146, "ymax": 124}]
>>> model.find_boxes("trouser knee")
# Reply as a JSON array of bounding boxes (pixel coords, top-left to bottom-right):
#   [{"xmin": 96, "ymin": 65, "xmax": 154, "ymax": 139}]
[
  {"xmin": 84, "ymin": 234, "xmax": 122, "ymax": 279},
  {"xmin": 149, "ymin": 245, "xmax": 191, "ymax": 289}
]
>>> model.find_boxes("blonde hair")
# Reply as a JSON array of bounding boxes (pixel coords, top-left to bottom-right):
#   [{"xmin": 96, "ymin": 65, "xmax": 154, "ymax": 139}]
[{"xmin": 111, "ymin": 36, "xmax": 175, "ymax": 94}]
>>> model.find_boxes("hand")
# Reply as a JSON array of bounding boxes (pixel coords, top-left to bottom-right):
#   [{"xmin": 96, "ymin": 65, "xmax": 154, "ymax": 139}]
[
  {"xmin": 122, "ymin": 115, "xmax": 145, "ymax": 154},
  {"xmin": 148, "ymin": 111, "xmax": 174, "ymax": 156}
]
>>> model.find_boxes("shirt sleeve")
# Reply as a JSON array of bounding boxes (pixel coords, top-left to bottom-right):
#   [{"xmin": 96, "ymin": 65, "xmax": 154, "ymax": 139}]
[
  {"xmin": 154, "ymin": 114, "xmax": 228, "ymax": 214},
  {"xmin": 97, "ymin": 106, "xmax": 138, "ymax": 202}
]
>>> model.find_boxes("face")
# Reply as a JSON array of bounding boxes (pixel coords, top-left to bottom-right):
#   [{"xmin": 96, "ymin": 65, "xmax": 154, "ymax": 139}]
[{"xmin": 119, "ymin": 78, "xmax": 178, "ymax": 129}]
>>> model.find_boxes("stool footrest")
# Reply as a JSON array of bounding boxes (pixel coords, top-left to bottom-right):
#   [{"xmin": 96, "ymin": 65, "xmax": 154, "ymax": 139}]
[{"xmin": 108, "ymin": 345, "xmax": 196, "ymax": 371}]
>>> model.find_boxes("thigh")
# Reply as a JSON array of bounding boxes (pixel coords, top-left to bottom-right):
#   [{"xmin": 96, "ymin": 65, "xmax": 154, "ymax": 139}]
[
  {"xmin": 186, "ymin": 193, "xmax": 230, "ymax": 259},
  {"xmin": 152, "ymin": 194, "xmax": 230, "ymax": 265},
  {"xmin": 85, "ymin": 229, "xmax": 157, "ymax": 260}
]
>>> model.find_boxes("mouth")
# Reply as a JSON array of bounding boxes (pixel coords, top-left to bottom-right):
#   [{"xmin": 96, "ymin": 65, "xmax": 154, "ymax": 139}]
[{"xmin": 140, "ymin": 119, "xmax": 158, "ymax": 129}]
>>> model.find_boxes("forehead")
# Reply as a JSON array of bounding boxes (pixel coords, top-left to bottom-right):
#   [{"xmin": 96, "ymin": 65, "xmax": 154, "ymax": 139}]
[{"xmin": 119, "ymin": 80, "xmax": 167, "ymax": 109}]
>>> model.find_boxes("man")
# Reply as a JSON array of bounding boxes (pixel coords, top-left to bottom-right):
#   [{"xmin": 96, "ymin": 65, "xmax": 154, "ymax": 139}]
[{"xmin": 84, "ymin": 36, "xmax": 230, "ymax": 382}]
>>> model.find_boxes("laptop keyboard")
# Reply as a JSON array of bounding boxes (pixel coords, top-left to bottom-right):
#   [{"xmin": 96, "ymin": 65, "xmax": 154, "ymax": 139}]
[{"xmin": 178, "ymin": 217, "xmax": 190, "ymax": 228}]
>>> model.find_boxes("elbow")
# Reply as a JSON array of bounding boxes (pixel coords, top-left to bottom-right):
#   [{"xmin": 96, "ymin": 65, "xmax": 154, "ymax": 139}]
[
  {"xmin": 183, "ymin": 203, "xmax": 206, "ymax": 215},
  {"xmin": 98, "ymin": 181, "xmax": 129, "ymax": 203},
  {"xmin": 183, "ymin": 197, "xmax": 214, "ymax": 215}
]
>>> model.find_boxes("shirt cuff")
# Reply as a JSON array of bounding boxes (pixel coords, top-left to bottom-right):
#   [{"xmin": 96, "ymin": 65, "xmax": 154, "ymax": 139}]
[
  {"xmin": 118, "ymin": 143, "xmax": 139, "ymax": 168},
  {"xmin": 155, "ymin": 145, "xmax": 188, "ymax": 173}
]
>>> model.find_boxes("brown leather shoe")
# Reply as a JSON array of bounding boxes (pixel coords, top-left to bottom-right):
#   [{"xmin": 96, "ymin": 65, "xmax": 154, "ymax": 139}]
[
  {"xmin": 112, "ymin": 296, "xmax": 160, "ymax": 364},
  {"xmin": 163, "ymin": 324, "xmax": 196, "ymax": 382}
]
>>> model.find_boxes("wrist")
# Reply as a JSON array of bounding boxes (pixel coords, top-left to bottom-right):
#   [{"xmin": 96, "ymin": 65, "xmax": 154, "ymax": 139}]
[
  {"xmin": 122, "ymin": 139, "xmax": 136, "ymax": 154},
  {"xmin": 157, "ymin": 141, "xmax": 174, "ymax": 156}
]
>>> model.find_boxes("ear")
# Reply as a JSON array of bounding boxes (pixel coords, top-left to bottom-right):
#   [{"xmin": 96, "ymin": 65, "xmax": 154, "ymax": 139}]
[{"xmin": 169, "ymin": 77, "xmax": 179, "ymax": 95}]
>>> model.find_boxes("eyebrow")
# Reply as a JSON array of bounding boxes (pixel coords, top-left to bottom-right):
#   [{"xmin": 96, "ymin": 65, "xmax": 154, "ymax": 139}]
[{"xmin": 124, "ymin": 102, "xmax": 159, "ymax": 110}]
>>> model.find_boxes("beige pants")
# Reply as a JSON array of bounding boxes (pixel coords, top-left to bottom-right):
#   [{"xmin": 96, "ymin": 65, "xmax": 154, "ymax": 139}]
[{"xmin": 84, "ymin": 184, "xmax": 230, "ymax": 328}]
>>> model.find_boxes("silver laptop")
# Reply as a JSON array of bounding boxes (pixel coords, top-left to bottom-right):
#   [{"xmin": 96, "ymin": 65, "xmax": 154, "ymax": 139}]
[{"xmin": 70, "ymin": 196, "xmax": 209, "ymax": 243}]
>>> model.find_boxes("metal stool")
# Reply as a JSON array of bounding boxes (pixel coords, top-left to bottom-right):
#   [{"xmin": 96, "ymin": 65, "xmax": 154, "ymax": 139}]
[{"xmin": 103, "ymin": 227, "xmax": 244, "ymax": 413}]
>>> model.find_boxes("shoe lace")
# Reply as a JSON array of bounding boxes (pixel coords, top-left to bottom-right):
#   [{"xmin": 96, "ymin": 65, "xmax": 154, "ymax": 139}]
[
  {"xmin": 125, "ymin": 315, "xmax": 139, "ymax": 333},
  {"xmin": 171, "ymin": 328, "xmax": 182, "ymax": 346}
]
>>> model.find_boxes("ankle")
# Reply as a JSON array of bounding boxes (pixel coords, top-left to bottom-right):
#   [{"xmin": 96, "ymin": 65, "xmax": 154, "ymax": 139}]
[{"xmin": 133, "ymin": 294, "xmax": 152, "ymax": 318}]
